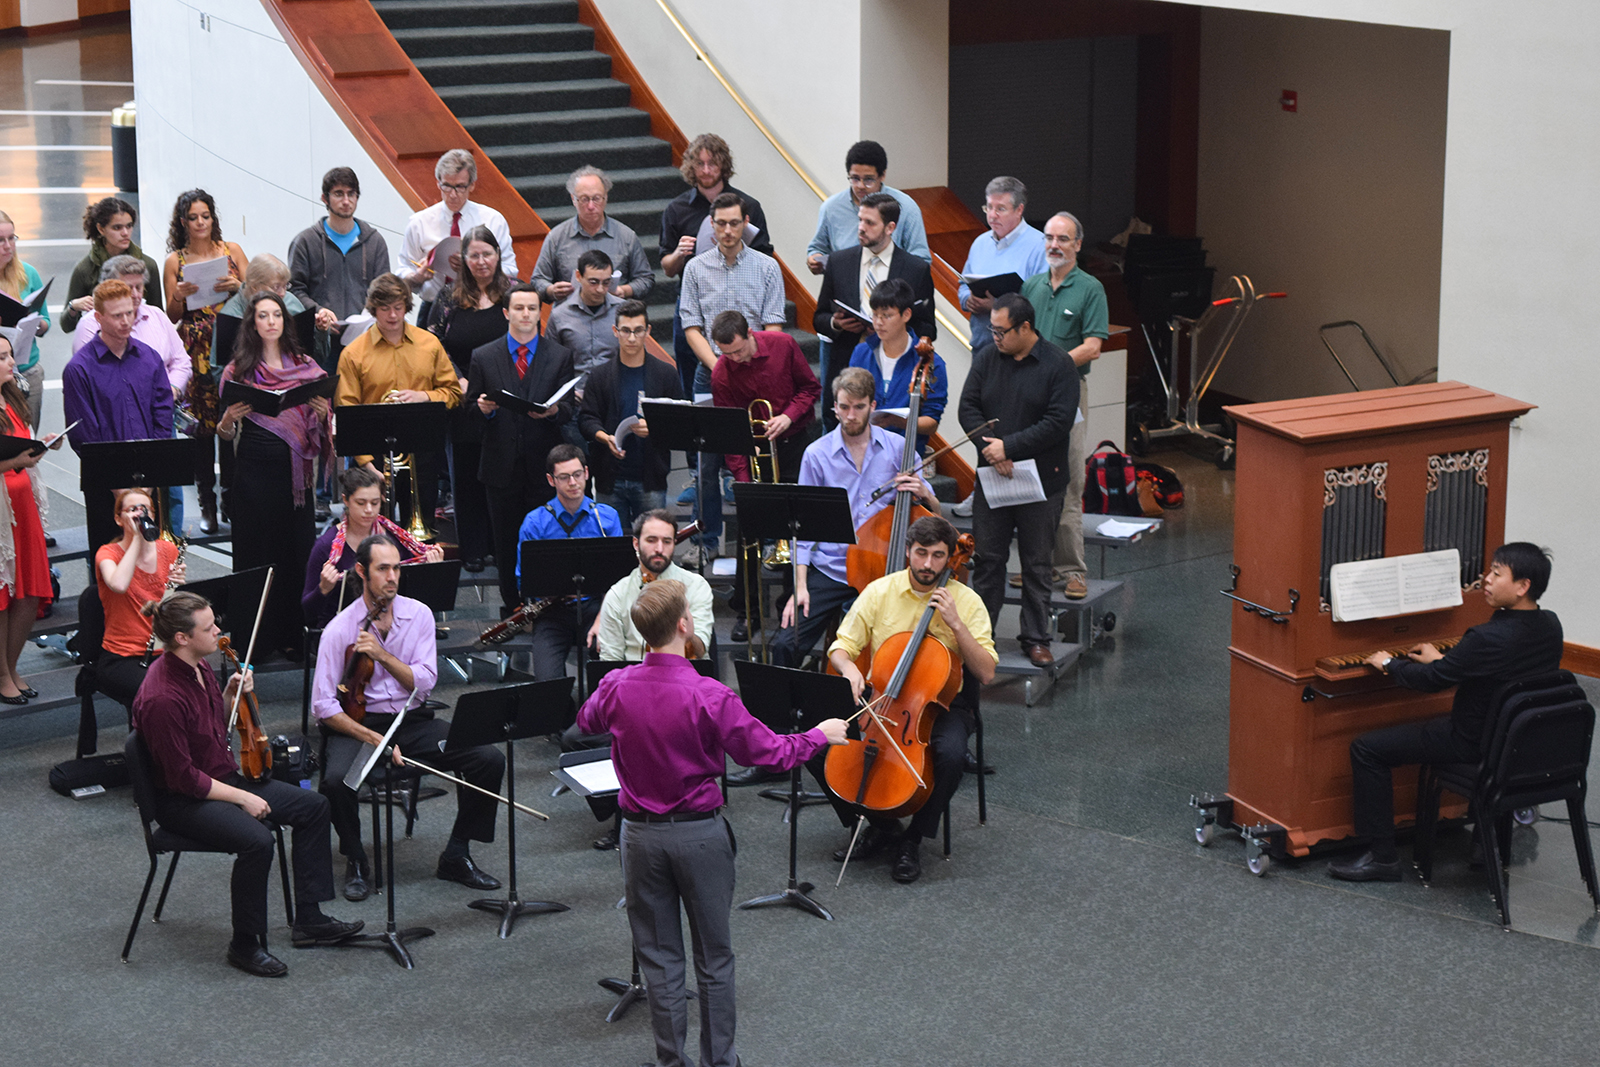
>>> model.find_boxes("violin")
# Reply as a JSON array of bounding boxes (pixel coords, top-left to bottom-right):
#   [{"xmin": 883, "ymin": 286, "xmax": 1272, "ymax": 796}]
[
  {"xmin": 825, "ymin": 534, "xmax": 974, "ymax": 819},
  {"xmin": 336, "ymin": 594, "xmax": 389, "ymax": 723},
  {"xmin": 218, "ymin": 635, "xmax": 272, "ymax": 783},
  {"xmin": 846, "ymin": 338, "xmax": 947, "ymax": 592}
]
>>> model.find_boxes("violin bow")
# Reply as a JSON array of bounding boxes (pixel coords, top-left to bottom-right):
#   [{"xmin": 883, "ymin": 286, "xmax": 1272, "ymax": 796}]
[
  {"xmin": 841, "ymin": 692, "xmax": 928, "ymax": 790},
  {"xmin": 394, "ymin": 754, "xmax": 550, "ymax": 821},
  {"xmin": 227, "ymin": 566, "xmax": 274, "ymax": 733},
  {"xmin": 868, "ymin": 420, "xmax": 997, "ymax": 502}
]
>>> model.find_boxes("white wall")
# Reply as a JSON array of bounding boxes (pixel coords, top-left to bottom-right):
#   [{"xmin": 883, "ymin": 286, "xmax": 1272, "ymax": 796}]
[
  {"xmin": 1189, "ymin": 0, "xmax": 1600, "ymax": 644},
  {"xmin": 860, "ymin": 0, "xmax": 949, "ymax": 188},
  {"xmin": 129, "ymin": 0, "xmax": 415, "ymax": 280}
]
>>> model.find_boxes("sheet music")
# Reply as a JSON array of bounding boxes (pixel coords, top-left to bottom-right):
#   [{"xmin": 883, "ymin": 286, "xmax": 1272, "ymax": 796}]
[
  {"xmin": 337, "ymin": 311, "xmax": 375, "ymax": 346},
  {"xmin": 180, "ymin": 255, "xmax": 232, "ymax": 311},
  {"xmin": 564, "ymin": 759, "xmax": 620, "ymax": 794},
  {"xmin": 976, "ymin": 458, "xmax": 1047, "ymax": 508},
  {"xmin": 1097, "ymin": 518, "xmax": 1158, "ymax": 538},
  {"xmin": 1330, "ymin": 549, "xmax": 1463, "ymax": 622},
  {"xmin": 0, "ymin": 313, "xmax": 41, "ymax": 353}
]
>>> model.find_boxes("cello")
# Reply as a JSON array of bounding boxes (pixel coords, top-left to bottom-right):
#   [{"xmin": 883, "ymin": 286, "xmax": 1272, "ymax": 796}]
[
  {"xmin": 824, "ymin": 534, "xmax": 974, "ymax": 821},
  {"xmin": 845, "ymin": 337, "xmax": 941, "ymax": 592}
]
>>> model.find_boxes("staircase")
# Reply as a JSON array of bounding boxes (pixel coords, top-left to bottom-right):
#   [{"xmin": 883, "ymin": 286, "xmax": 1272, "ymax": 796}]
[{"xmin": 369, "ymin": 0, "xmax": 818, "ymax": 364}]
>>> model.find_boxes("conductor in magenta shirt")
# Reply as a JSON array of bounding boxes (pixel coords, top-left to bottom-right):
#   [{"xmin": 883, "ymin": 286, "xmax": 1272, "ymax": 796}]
[{"xmin": 577, "ymin": 579, "xmax": 847, "ymax": 1067}]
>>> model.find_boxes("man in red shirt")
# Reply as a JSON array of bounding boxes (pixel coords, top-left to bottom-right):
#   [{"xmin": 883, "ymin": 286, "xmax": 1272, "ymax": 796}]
[
  {"xmin": 132, "ymin": 592, "xmax": 362, "ymax": 977},
  {"xmin": 709, "ymin": 310, "xmax": 820, "ymax": 641}
]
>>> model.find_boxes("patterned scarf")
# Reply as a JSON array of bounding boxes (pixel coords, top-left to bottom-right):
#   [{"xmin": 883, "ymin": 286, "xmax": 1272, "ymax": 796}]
[
  {"xmin": 327, "ymin": 515, "xmax": 431, "ymax": 568},
  {"xmin": 224, "ymin": 354, "xmax": 332, "ymax": 508}
]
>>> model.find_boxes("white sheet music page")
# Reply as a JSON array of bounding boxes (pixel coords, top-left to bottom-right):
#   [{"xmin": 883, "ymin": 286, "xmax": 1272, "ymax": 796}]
[
  {"xmin": 565, "ymin": 759, "xmax": 620, "ymax": 794},
  {"xmin": 1330, "ymin": 549, "xmax": 1462, "ymax": 622},
  {"xmin": 976, "ymin": 458, "xmax": 1047, "ymax": 508}
]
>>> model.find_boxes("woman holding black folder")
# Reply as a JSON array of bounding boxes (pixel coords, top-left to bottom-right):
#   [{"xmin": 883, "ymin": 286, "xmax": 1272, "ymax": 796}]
[
  {"xmin": 0, "ymin": 334, "xmax": 52, "ymax": 703},
  {"xmin": 426, "ymin": 225, "xmax": 507, "ymax": 570},
  {"xmin": 218, "ymin": 292, "xmax": 332, "ymax": 659}
]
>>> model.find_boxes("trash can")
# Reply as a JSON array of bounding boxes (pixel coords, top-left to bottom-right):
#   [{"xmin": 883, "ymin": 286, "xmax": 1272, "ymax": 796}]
[{"xmin": 111, "ymin": 101, "xmax": 137, "ymax": 192}]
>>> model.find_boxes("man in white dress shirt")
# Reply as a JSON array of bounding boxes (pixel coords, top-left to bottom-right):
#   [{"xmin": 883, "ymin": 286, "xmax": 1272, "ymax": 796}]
[{"xmin": 397, "ymin": 148, "xmax": 518, "ymax": 322}]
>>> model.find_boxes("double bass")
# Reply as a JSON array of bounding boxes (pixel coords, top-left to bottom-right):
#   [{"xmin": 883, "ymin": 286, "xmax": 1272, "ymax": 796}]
[
  {"xmin": 825, "ymin": 534, "xmax": 974, "ymax": 819},
  {"xmin": 845, "ymin": 338, "xmax": 942, "ymax": 592}
]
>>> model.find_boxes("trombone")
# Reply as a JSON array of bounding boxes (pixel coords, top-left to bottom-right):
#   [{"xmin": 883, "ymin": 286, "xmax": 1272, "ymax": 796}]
[
  {"xmin": 742, "ymin": 399, "xmax": 787, "ymax": 663},
  {"xmin": 382, "ymin": 390, "xmax": 433, "ymax": 541}
]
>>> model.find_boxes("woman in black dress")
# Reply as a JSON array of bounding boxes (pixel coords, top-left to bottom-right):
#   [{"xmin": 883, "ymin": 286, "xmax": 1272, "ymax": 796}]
[
  {"xmin": 217, "ymin": 292, "xmax": 332, "ymax": 658},
  {"xmin": 427, "ymin": 224, "xmax": 507, "ymax": 570}
]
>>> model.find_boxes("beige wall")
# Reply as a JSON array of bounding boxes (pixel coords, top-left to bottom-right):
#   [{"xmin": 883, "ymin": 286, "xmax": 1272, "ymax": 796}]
[{"xmin": 1198, "ymin": 9, "xmax": 1449, "ymax": 402}]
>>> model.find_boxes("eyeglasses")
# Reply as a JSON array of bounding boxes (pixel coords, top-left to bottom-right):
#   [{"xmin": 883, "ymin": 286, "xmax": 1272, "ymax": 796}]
[
  {"xmin": 846, "ymin": 174, "xmax": 880, "ymax": 186},
  {"xmin": 990, "ymin": 322, "xmax": 1021, "ymax": 340},
  {"xmin": 465, "ymin": 251, "xmax": 497, "ymax": 263},
  {"xmin": 573, "ymin": 194, "xmax": 606, "ymax": 206},
  {"xmin": 615, "ymin": 326, "xmax": 648, "ymax": 337},
  {"xmin": 551, "ymin": 471, "xmax": 587, "ymax": 484},
  {"xmin": 438, "ymin": 181, "xmax": 470, "ymax": 193}
]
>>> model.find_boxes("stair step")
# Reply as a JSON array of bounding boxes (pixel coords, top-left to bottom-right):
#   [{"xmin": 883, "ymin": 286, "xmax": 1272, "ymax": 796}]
[
  {"xmin": 372, "ymin": 0, "xmax": 579, "ymax": 30},
  {"xmin": 412, "ymin": 50, "xmax": 612, "ymax": 86},
  {"xmin": 436, "ymin": 77, "xmax": 631, "ymax": 116},
  {"xmin": 461, "ymin": 105, "xmax": 652, "ymax": 147},
  {"xmin": 489, "ymin": 135, "xmax": 672, "ymax": 177},
  {"xmin": 391, "ymin": 24, "xmax": 594, "ymax": 59},
  {"xmin": 512, "ymin": 165, "xmax": 684, "ymax": 210}
]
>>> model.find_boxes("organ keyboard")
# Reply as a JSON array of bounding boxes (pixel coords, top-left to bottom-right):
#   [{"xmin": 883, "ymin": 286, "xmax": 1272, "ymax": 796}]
[{"xmin": 1314, "ymin": 636, "xmax": 1462, "ymax": 682}]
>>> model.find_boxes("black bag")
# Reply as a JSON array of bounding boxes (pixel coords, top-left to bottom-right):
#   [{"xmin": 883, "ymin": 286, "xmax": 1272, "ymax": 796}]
[
  {"xmin": 49, "ymin": 753, "xmax": 128, "ymax": 796},
  {"xmin": 1083, "ymin": 440, "xmax": 1142, "ymax": 516},
  {"xmin": 1133, "ymin": 461, "xmax": 1185, "ymax": 511}
]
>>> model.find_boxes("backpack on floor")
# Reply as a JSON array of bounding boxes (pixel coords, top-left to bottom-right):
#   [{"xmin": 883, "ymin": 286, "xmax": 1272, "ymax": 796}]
[
  {"xmin": 1133, "ymin": 461, "xmax": 1185, "ymax": 514},
  {"xmin": 1083, "ymin": 440, "xmax": 1142, "ymax": 516}
]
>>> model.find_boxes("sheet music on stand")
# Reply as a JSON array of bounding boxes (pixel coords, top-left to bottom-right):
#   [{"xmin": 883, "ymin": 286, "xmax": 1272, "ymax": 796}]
[{"xmin": 343, "ymin": 689, "xmax": 419, "ymax": 792}]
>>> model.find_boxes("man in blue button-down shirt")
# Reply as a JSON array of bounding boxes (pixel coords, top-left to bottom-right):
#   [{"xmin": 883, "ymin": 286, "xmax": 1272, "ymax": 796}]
[
  {"xmin": 516, "ymin": 443, "xmax": 625, "ymax": 680},
  {"xmin": 958, "ymin": 176, "xmax": 1048, "ymax": 349}
]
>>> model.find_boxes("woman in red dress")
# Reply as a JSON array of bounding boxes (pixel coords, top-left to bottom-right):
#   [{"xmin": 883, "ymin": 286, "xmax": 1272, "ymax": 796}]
[{"xmin": 0, "ymin": 334, "xmax": 55, "ymax": 704}]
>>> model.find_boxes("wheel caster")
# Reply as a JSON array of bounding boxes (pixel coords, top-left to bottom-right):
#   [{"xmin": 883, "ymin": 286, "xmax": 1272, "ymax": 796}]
[
  {"xmin": 1513, "ymin": 807, "xmax": 1539, "ymax": 826},
  {"xmin": 1100, "ymin": 612, "xmax": 1116, "ymax": 634},
  {"xmin": 1215, "ymin": 445, "xmax": 1236, "ymax": 470},
  {"xmin": 1195, "ymin": 823, "xmax": 1213, "ymax": 846},
  {"xmin": 1247, "ymin": 852, "xmax": 1271, "ymax": 876}
]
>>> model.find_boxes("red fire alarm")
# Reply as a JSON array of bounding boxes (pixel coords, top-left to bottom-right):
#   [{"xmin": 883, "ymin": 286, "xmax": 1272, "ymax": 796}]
[{"xmin": 1281, "ymin": 89, "xmax": 1297, "ymax": 112}]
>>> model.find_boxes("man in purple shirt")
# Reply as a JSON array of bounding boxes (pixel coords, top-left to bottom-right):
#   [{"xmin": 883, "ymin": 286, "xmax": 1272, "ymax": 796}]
[
  {"xmin": 131, "ymin": 592, "xmax": 362, "ymax": 978},
  {"xmin": 71, "ymin": 254, "xmax": 191, "ymax": 398},
  {"xmin": 61, "ymin": 279, "xmax": 176, "ymax": 552},
  {"xmin": 577, "ymin": 579, "xmax": 847, "ymax": 1067},
  {"xmin": 313, "ymin": 534, "xmax": 506, "ymax": 901}
]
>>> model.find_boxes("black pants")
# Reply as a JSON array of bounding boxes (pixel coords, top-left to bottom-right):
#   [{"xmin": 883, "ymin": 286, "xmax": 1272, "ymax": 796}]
[
  {"xmin": 771, "ymin": 567, "xmax": 857, "ymax": 668},
  {"xmin": 96, "ymin": 652, "xmax": 150, "ymax": 708},
  {"xmin": 320, "ymin": 711, "xmax": 505, "ymax": 861},
  {"xmin": 485, "ymin": 478, "xmax": 556, "ymax": 613},
  {"xmin": 231, "ymin": 424, "xmax": 316, "ymax": 655},
  {"xmin": 152, "ymin": 775, "xmax": 335, "ymax": 935},
  {"xmin": 806, "ymin": 704, "xmax": 970, "ymax": 840},
  {"xmin": 448, "ymin": 435, "xmax": 492, "ymax": 562},
  {"xmin": 1349, "ymin": 714, "xmax": 1477, "ymax": 851},
  {"xmin": 972, "ymin": 487, "xmax": 1065, "ymax": 648},
  {"xmin": 530, "ymin": 599, "xmax": 602, "ymax": 683}
]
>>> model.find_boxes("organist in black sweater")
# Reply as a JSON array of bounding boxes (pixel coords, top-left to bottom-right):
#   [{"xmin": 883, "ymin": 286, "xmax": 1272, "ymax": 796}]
[{"xmin": 1329, "ymin": 542, "xmax": 1563, "ymax": 882}]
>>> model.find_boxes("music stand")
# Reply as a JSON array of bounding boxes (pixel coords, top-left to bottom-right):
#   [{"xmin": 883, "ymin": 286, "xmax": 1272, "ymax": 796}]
[
  {"xmin": 178, "ymin": 565, "xmax": 270, "ymax": 636},
  {"xmin": 446, "ymin": 678, "xmax": 575, "ymax": 938},
  {"xmin": 78, "ymin": 438, "xmax": 200, "ymax": 549},
  {"xmin": 730, "ymin": 483, "xmax": 854, "ymax": 661},
  {"xmin": 341, "ymin": 693, "xmax": 435, "ymax": 969},
  {"xmin": 397, "ymin": 558, "xmax": 463, "ymax": 611},
  {"xmin": 640, "ymin": 403, "xmax": 753, "ymax": 571},
  {"xmin": 519, "ymin": 537, "xmax": 636, "ymax": 698},
  {"xmin": 732, "ymin": 661, "xmax": 852, "ymax": 921},
  {"xmin": 333, "ymin": 402, "xmax": 449, "ymax": 531}
]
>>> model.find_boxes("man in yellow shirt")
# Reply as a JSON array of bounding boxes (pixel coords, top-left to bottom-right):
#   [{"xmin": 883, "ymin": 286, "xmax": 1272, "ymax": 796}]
[
  {"xmin": 820, "ymin": 514, "xmax": 996, "ymax": 883},
  {"xmin": 335, "ymin": 273, "xmax": 461, "ymax": 533}
]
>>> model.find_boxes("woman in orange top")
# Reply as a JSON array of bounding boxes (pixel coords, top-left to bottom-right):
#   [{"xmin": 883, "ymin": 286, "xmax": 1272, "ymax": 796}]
[
  {"xmin": 0, "ymin": 334, "xmax": 53, "ymax": 705},
  {"xmin": 95, "ymin": 488, "xmax": 186, "ymax": 707}
]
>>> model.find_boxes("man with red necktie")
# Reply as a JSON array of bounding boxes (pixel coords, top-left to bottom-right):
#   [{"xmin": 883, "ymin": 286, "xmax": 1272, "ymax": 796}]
[
  {"xmin": 466, "ymin": 282, "xmax": 577, "ymax": 615},
  {"xmin": 397, "ymin": 148, "xmax": 517, "ymax": 327}
]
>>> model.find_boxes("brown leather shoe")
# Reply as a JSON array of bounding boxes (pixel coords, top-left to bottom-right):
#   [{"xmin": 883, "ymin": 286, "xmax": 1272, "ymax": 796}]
[
  {"xmin": 1064, "ymin": 575, "xmax": 1089, "ymax": 600},
  {"xmin": 1025, "ymin": 643, "xmax": 1054, "ymax": 667},
  {"xmin": 1008, "ymin": 573, "xmax": 1023, "ymax": 588}
]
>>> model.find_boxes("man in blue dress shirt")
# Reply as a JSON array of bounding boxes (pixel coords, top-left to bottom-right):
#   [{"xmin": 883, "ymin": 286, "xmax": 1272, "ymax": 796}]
[
  {"xmin": 958, "ymin": 176, "xmax": 1048, "ymax": 349},
  {"xmin": 516, "ymin": 443, "xmax": 625, "ymax": 680}
]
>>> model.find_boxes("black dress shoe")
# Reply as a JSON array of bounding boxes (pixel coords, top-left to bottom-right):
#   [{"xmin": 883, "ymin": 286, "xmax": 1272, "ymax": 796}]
[
  {"xmin": 725, "ymin": 765, "xmax": 786, "ymax": 787},
  {"xmin": 463, "ymin": 558, "xmax": 486, "ymax": 573},
  {"xmin": 18, "ymin": 686, "xmax": 37, "ymax": 699},
  {"xmin": 226, "ymin": 942, "xmax": 288, "ymax": 978},
  {"xmin": 291, "ymin": 917, "xmax": 365, "ymax": 947},
  {"xmin": 963, "ymin": 751, "xmax": 995, "ymax": 775},
  {"xmin": 1327, "ymin": 850, "xmax": 1403, "ymax": 882},
  {"xmin": 437, "ymin": 853, "xmax": 501, "ymax": 890},
  {"xmin": 832, "ymin": 823, "xmax": 901, "ymax": 863},
  {"xmin": 0, "ymin": 691, "xmax": 27, "ymax": 706},
  {"xmin": 731, "ymin": 616, "xmax": 750, "ymax": 642},
  {"xmin": 343, "ymin": 858, "xmax": 371, "ymax": 902},
  {"xmin": 891, "ymin": 836, "xmax": 922, "ymax": 883},
  {"xmin": 593, "ymin": 826, "xmax": 620, "ymax": 851}
]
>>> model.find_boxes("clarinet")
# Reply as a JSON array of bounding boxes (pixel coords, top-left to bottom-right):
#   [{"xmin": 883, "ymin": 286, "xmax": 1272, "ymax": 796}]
[{"xmin": 139, "ymin": 537, "xmax": 187, "ymax": 667}]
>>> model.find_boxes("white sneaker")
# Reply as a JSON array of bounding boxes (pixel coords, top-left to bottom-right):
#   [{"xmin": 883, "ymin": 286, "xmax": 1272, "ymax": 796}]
[{"xmin": 951, "ymin": 492, "xmax": 975, "ymax": 518}]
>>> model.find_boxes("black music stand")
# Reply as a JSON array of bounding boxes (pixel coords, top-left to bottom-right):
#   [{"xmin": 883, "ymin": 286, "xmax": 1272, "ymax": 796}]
[
  {"xmin": 333, "ymin": 402, "xmax": 449, "ymax": 531},
  {"xmin": 78, "ymin": 438, "xmax": 200, "ymax": 550},
  {"xmin": 341, "ymin": 698, "xmax": 435, "ymax": 968},
  {"xmin": 730, "ymin": 483, "xmax": 854, "ymax": 660},
  {"xmin": 179, "ymin": 566, "xmax": 270, "ymax": 638},
  {"xmin": 519, "ymin": 537, "xmax": 636, "ymax": 699},
  {"xmin": 640, "ymin": 402, "xmax": 753, "ymax": 570},
  {"xmin": 448, "ymin": 678, "xmax": 575, "ymax": 938},
  {"xmin": 397, "ymin": 558, "xmax": 463, "ymax": 610},
  {"xmin": 733, "ymin": 661, "xmax": 852, "ymax": 921}
]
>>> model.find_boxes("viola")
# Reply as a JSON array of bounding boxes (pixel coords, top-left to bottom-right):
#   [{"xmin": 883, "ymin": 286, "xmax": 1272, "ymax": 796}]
[
  {"xmin": 825, "ymin": 534, "xmax": 974, "ymax": 819},
  {"xmin": 846, "ymin": 338, "xmax": 944, "ymax": 592},
  {"xmin": 219, "ymin": 635, "xmax": 272, "ymax": 783},
  {"xmin": 336, "ymin": 594, "xmax": 389, "ymax": 723}
]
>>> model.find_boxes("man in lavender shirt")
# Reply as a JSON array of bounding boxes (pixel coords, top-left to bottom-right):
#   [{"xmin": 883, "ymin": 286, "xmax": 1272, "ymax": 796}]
[
  {"xmin": 313, "ymin": 534, "xmax": 505, "ymax": 902},
  {"xmin": 578, "ymin": 580, "xmax": 847, "ymax": 1067},
  {"xmin": 61, "ymin": 278, "xmax": 177, "ymax": 553}
]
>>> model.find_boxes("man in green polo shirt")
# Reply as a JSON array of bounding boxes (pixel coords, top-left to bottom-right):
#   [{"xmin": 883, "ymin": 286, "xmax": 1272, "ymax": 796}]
[{"xmin": 1019, "ymin": 211, "xmax": 1108, "ymax": 600}]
